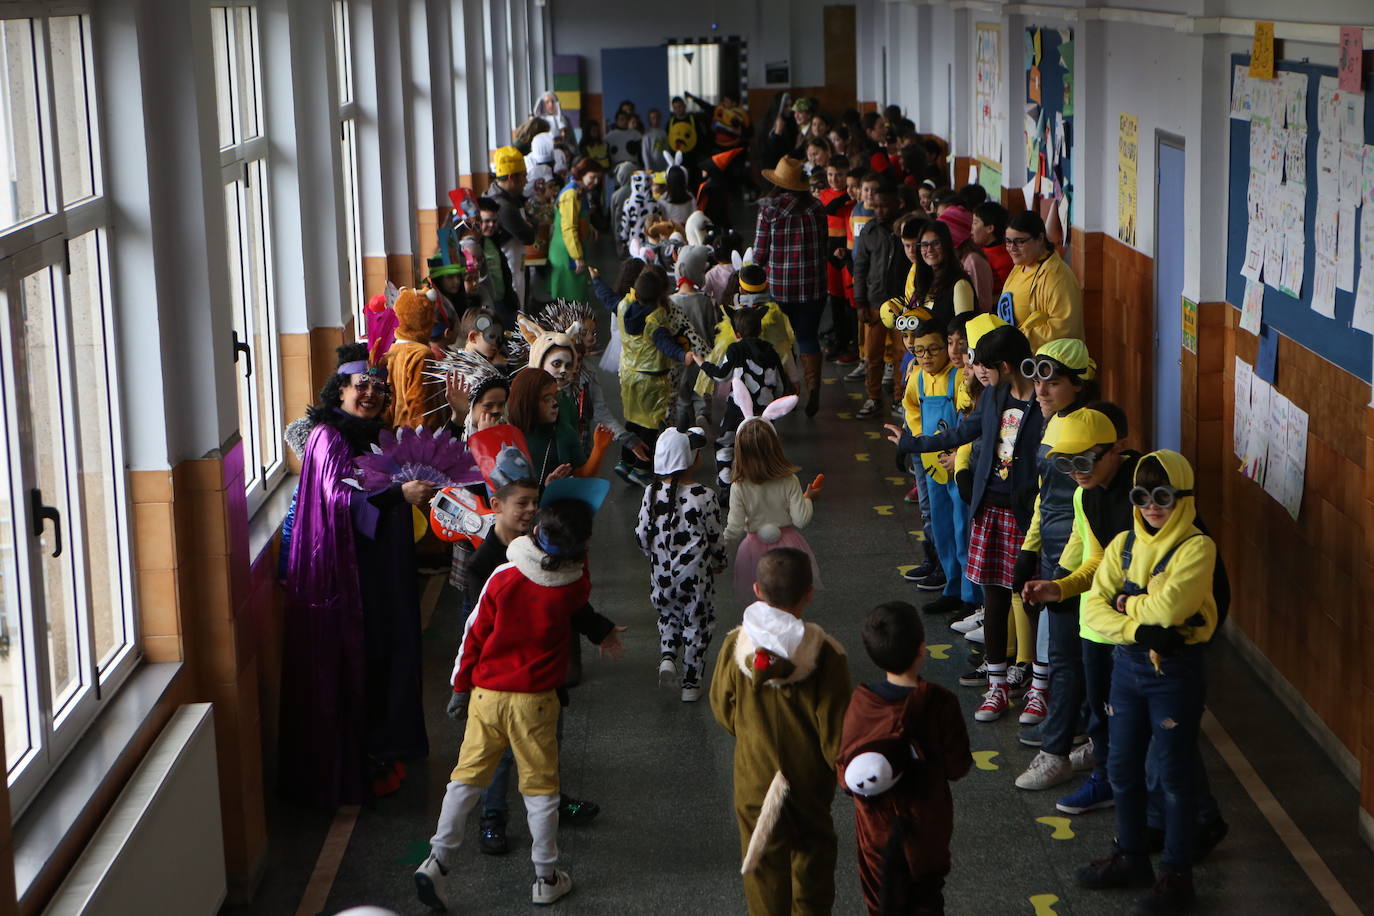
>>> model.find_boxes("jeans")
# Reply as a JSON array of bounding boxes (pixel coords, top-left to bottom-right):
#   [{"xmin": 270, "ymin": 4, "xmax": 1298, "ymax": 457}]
[
  {"xmin": 778, "ymin": 298, "xmax": 824, "ymax": 354},
  {"xmin": 925, "ymin": 471, "xmax": 981, "ymax": 605},
  {"xmin": 1147, "ymin": 744, "xmax": 1222, "ymax": 830},
  {"xmin": 1107, "ymin": 644, "xmax": 1206, "ymax": 873},
  {"xmin": 1081, "ymin": 638, "xmax": 1115, "ymax": 778},
  {"xmin": 1041, "ymin": 599, "xmax": 1084, "ymax": 757},
  {"xmin": 482, "ymin": 708, "xmax": 565, "ymax": 814}
]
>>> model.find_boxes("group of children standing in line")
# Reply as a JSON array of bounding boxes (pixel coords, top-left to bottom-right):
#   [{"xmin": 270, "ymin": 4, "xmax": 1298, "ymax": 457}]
[{"xmin": 401, "ymin": 100, "xmax": 1224, "ymax": 916}]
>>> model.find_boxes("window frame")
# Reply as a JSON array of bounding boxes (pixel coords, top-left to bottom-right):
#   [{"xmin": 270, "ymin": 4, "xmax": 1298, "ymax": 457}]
[
  {"xmin": 333, "ymin": 0, "xmax": 363, "ymax": 335},
  {"xmin": 0, "ymin": 9, "xmax": 138, "ymax": 820}
]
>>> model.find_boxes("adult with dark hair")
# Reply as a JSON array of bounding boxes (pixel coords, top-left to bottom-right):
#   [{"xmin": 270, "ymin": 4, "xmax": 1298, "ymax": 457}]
[
  {"xmin": 936, "ymin": 204, "xmax": 998, "ymax": 312},
  {"xmin": 476, "ymin": 196, "xmax": 520, "ymax": 326},
  {"xmin": 548, "ymin": 158, "xmax": 604, "ymax": 303},
  {"xmin": 973, "ymin": 201, "xmax": 1014, "ymax": 286},
  {"xmin": 753, "ymin": 155, "xmax": 829, "ymax": 417},
  {"xmin": 279, "ymin": 344, "xmax": 436, "ymax": 808},
  {"xmin": 999, "ymin": 210, "xmax": 1084, "ymax": 350},
  {"xmin": 761, "ymin": 96, "xmax": 800, "ymax": 171},
  {"xmin": 905, "ymin": 219, "xmax": 976, "ymax": 330}
]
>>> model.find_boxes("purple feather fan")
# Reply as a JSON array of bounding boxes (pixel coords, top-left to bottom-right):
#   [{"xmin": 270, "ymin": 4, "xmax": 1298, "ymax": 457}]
[{"xmin": 351, "ymin": 426, "xmax": 484, "ymax": 492}]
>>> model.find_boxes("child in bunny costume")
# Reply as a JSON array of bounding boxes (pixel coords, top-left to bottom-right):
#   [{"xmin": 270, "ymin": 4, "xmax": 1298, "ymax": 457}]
[{"xmin": 721, "ymin": 385, "xmax": 824, "ymax": 603}]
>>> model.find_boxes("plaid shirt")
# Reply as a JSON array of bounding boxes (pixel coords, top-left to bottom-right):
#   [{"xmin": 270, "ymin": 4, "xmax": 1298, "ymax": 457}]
[{"xmin": 753, "ymin": 191, "xmax": 827, "ymax": 303}]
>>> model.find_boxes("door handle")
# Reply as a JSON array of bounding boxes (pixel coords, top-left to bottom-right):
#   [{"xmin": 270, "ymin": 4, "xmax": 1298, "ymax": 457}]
[
  {"xmin": 232, "ymin": 331, "xmax": 253, "ymax": 377},
  {"xmin": 29, "ymin": 489, "xmax": 62, "ymax": 558}
]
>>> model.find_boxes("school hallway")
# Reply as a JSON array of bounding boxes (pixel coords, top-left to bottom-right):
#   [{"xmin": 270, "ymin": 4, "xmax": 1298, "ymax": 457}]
[{"xmin": 216, "ymin": 238, "xmax": 1374, "ymax": 916}]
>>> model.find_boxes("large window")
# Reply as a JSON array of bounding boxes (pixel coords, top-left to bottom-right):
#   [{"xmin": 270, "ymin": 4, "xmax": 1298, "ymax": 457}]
[
  {"xmin": 212, "ymin": 5, "xmax": 283, "ymax": 511},
  {"xmin": 0, "ymin": 14, "xmax": 137, "ymax": 816},
  {"xmin": 334, "ymin": 0, "xmax": 363, "ymax": 336}
]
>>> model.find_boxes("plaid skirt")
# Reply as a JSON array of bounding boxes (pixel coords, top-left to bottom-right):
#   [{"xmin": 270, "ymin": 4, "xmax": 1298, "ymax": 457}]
[{"xmin": 965, "ymin": 504, "xmax": 1023, "ymax": 588}]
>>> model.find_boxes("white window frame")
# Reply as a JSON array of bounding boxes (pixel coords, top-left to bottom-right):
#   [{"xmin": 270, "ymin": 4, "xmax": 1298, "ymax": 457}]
[
  {"xmin": 212, "ymin": 2, "xmax": 284, "ymax": 514},
  {"xmin": 334, "ymin": 0, "xmax": 363, "ymax": 336},
  {"xmin": 0, "ymin": 11, "xmax": 139, "ymax": 819}
]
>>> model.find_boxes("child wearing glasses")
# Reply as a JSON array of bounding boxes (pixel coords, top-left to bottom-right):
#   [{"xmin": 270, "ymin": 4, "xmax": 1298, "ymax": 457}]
[
  {"xmin": 884, "ymin": 307, "xmax": 980, "ymax": 618},
  {"xmin": 1010, "ymin": 339, "xmax": 1100, "ymax": 787},
  {"xmin": 1071, "ymin": 447, "xmax": 1219, "ymax": 913},
  {"xmin": 896, "ymin": 323, "xmax": 1044, "ymax": 724}
]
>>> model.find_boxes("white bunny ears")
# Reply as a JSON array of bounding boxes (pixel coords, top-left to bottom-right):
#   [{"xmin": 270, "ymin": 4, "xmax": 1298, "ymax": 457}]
[
  {"xmin": 729, "ymin": 247, "xmax": 756, "ymax": 272},
  {"xmin": 732, "ymin": 378, "xmax": 798, "ymax": 429},
  {"xmin": 667, "ymin": 150, "xmax": 685, "ymax": 168}
]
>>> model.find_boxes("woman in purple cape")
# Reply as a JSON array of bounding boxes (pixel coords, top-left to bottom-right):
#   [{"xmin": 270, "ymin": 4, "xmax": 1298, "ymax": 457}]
[{"xmin": 279, "ymin": 344, "xmax": 436, "ymax": 807}]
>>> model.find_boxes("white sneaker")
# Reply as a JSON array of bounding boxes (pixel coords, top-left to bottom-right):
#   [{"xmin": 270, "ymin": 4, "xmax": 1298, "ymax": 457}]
[
  {"xmin": 1070, "ymin": 739, "xmax": 1095, "ymax": 772},
  {"xmin": 964, "ymin": 624, "xmax": 985, "ymax": 643},
  {"xmin": 657, "ymin": 657, "xmax": 676, "ymax": 687},
  {"xmin": 681, "ymin": 683, "xmax": 702, "ymax": 703},
  {"xmin": 844, "ymin": 361, "xmax": 867, "ymax": 381},
  {"xmin": 533, "ymin": 869, "xmax": 574, "ymax": 905},
  {"xmin": 951, "ymin": 607, "xmax": 984, "ymax": 634},
  {"xmin": 1006, "ymin": 661, "xmax": 1030, "ymax": 694},
  {"xmin": 414, "ymin": 853, "xmax": 449, "ymax": 911},
  {"xmin": 1014, "ymin": 750, "xmax": 1074, "ymax": 790},
  {"xmin": 1020, "ymin": 685, "xmax": 1049, "ymax": 725},
  {"xmin": 882, "ymin": 362, "xmax": 895, "ymax": 384}
]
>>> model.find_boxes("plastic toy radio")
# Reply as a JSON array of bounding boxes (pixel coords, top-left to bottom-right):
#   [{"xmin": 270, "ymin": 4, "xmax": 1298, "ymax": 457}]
[{"xmin": 429, "ymin": 486, "xmax": 494, "ymax": 545}]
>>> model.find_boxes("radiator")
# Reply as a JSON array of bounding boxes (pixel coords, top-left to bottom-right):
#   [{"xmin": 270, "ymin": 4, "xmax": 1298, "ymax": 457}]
[{"xmin": 44, "ymin": 703, "xmax": 227, "ymax": 915}]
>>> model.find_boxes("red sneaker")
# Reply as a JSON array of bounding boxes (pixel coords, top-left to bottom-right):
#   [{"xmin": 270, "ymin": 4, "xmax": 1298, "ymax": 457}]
[
  {"xmin": 975, "ymin": 684, "xmax": 1009, "ymax": 722},
  {"xmin": 904, "ymin": 485, "xmax": 920, "ymax": 503},
  {"xmin": 835, "ymin": 349, "xmax": 859, "ymax": 364}
]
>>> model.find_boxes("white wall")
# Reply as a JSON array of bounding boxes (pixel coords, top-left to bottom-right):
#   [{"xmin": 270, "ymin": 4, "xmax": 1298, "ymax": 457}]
[{"xmin": 547, "ymin": 0, "xmax": 853, "ymax": 94}]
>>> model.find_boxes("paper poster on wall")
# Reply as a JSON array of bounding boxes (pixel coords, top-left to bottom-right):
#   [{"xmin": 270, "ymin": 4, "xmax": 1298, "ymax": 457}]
[
  {"xmin": 1240, "ymin": 278, "xmax": 1265, "ymax": 335},
  {"xmin": 1339, "ymin": 26, "xmax": 1364, "ymax": 94},
  {"xmin": 1117, "ymin": 113, "xmax": 1139, "ymax": 247},
  {"xmin": 1029, "ymin": 65, "xmax": 1042, "ymax": 103},
  {"xmin": 1181, "ymin": 297, "xmax": 1198, "ymax": 353},
  {"xmin": 1337, "ymin": 205, "xmax": 1357, "ymax": 291},
  {"xmin": 1280, "ymin": 72, "xmax": 1308, "ymax": 130},
  {"xmin": 974, "ymin": 24, "xmax": 1004, "ymax": 169},
  {"xmin": 1234, "ymin": 357, "xmax": 1254, "ymax": 459},
  {"xmin": 1250, "ymin": 23, "xmax": 1275, "ymax": 79},
  {"xmin": 1231, "ymin": 65, "xmax": 1253, "ymax": 120}
]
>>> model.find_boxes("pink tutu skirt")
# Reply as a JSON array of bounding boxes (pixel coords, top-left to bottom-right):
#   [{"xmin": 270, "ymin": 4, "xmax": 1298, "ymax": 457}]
[{"xmin": 733, "ymin": 526, "xmax": 821, "ymax": 603}]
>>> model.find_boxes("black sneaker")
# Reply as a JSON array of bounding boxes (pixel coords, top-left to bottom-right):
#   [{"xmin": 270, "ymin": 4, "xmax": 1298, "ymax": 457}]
[
  {"xmin": 1194, "ymin": 818, "xmax": 1229, "ymax": 863},
  {"xmin": 559, "ymin": 794, "xmax": 600, "ymax": 824},
  {"xmin": 1134, "ymin": 868, "xmax": 1195, "ymax": 913},
  {"xmin": 958, "ymin": 660, "xmax": 988, "ymax": 687},
  {"xmin": 478, "ymin": 810, "xmax": 509, "ymax": 856},
  {"xmin": 901, "ymin": 560, "xmax": 939, "ymax": 582},
  {"xmin": 1076, "ymin": 851, "xmax": 1155, "ymax": 890},
  {"xmin": 924, "ymin": 594, "xmax": 964, "ymax": 615},
  {"xmin": 916, "ymin": 570, "xmax": 947, "ymax": 591}
]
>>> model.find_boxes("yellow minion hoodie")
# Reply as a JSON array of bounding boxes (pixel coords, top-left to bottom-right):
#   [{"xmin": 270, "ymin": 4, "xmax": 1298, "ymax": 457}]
[{"xmin": 1082, "ymin": 450, "xmax": 1218, "ymax": 646}]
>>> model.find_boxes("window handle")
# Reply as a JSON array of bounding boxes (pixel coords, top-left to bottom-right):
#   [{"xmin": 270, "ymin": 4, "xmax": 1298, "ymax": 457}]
[
  {"xmin": 233, "ymin": 331, "xmax": 253, "ymax": 377},
  {"xmin": 29, "ymin": 489, "xmax": 62, "ymax": 559}
]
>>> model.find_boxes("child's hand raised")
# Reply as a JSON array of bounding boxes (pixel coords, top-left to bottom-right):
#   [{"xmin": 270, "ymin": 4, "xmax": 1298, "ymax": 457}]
[
  {"xmin": 883, "ymin": 423, "xmax": 903, "ymax": 445},
  {"xmin": 547, "ymin": 463, "xmax": 574, "ymax": 481},
  {"xmin": 593, "ymin": 424, "xmax": 614, "ymax": 448},
  {"xmin": 804, "ymin": 474, "xmax": 825, "ymax": 499},
  {"xmin": 597, "ymin": 625, "xmax": 629, "ymax": 660}
]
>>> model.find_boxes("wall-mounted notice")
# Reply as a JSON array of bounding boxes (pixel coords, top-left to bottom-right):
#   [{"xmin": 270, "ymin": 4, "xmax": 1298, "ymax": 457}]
[
  {"xmin": 1182, "ymin": 297, "xmax": 1198, "ymax": 353},
  {"xmin": 1118, "ymin": 113, "xmax": 1138, "ymax": 247},
  {"xmin": 1251, "ymin": 22, "xmax": 1275, "ymax": 79},
  {"xmin": 1339, "ymin": 26, "xmax": 1364, "ymax": 94},
  {"xmin": 974, "ymin": 24, "xmax": 1004, "ymax": 169}
]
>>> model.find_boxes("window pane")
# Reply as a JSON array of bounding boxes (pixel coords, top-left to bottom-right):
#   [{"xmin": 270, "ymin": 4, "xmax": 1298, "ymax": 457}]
[
  {"xmin": 0, "ymin": 20, "xmax": 50, "ymax": 229},
  {"xmin": 234, "ymin": 7, "xmax": 259, "ymax": 142},
  {"xmin": 67, "ymin": 232, "xmax": 128, "ymax": 671},
  {"xmin": 245, "ymin": 160, "xmax": 280, "ymax": 480},
  {"xmin": 211, "ymin": 8, "xmax": 234, "ymax": 148},
  {"xmin": 340, "ymin": 119, "xmax": 362, "ymax": 333},
  {"xmin": 0, "ymin": 315, "xmax": 35, "ymax": 770},
  {"xmin": 332, "ymin": 1, "xmax": 352, "ymax": 106},
  {"xmin": 224, "ymin": 179, "xmax": 262, "ymax": 490},
  {"xmin": 49, "ymin": 17, "xmax": 95, "ymax": 205},
  {"xmin": 18, "ymin": 268, "xmax": 82, "ymax": 713}
]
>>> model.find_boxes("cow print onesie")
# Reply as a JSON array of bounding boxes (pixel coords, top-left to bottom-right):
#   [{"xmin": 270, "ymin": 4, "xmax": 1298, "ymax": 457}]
[{"xmin": 635, "ymin": 478, "xmax": 727, "ymax": 687}]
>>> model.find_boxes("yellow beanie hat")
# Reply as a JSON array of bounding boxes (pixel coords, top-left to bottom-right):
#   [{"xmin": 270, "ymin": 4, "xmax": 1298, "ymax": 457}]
[
  {"xmin": 964, "ymin": 312, "xmax": 1009, "ymax": 349},
  {"xmin": 492, "ymin": 146, "xmax": 526, "ymax": 178}
]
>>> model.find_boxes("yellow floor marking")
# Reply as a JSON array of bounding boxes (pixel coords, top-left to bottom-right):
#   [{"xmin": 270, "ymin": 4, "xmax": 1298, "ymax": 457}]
[
  {"xmin": 897, "ymin": 564, "xmax": 917, "ymax": 574},
  {"xmin": 873, "ymin": 505, "xmax": 894, "ymax": 515},
  {"xmin": 863, "ymin": 430, "xmax": 882, "ymax": 439},
  {"xmin": 854, "ymin": 453, "xmax": 870, "ymax": 461},
  {"xmin": 927, "ymin": 644, "xmax": 952, "ymax": 659},
  {"xmin": 886, "ymin": 476, "xmax": 906, "ymax": 485},
  {"xmin": 1028, "ymin": 894, "xmax": 1060, "ymax": 915},
  {"xmin": 837, "ymin": 412, "xmax": 854, "ymax": 419},
  {"xmin": 972, "ymin": 750, "xmax": 1000, "ymax": 771},
  {"xmin": 909, "ymin": 530, "xmax": 925, "ymax": 541},
  {"xmin": 1035, "ymin": 816, "xmax": 1075, "ymax": 840},
  {"xmin": 1201, "ymin": 710, "xmax": 1362, "ymax": 915},
  {"xmin": 296, "ymin": 805, "xmax": 361, "ymax": 916},
  {"xmin": 846, "ymin": 391, "xmax": 862, "ymax": 400},
  {"xmin": 822, "ymin": 377, "xmax": 837, "ymax": 385}
]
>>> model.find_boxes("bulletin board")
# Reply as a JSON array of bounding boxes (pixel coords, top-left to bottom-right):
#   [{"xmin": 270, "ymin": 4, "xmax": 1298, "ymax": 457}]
[
  {"xmin": 1023, "ymin": 26, "xmax": 1074, "ymax": 240},
  {"xmin": 1225, "ymin": 54, "xmax": 1374, "ymax": 383}
]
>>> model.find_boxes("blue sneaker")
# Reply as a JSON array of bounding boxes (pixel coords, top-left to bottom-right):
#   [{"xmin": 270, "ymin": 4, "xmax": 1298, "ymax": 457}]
[{"xmin": 1056, "ymin": 772, "xmax": 1115, "ymax": 814}]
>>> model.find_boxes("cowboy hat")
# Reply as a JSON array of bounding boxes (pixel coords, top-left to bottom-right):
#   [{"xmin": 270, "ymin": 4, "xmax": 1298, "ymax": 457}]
[{"xmin": 761, "ymin": 156, "xmax": 809, "ymax": 193}]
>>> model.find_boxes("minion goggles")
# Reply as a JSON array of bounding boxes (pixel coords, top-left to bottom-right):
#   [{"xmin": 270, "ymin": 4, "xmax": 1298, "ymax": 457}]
[{"xmin": 1021, "ymin": 356, "xmax": 1084, "ymax": 381}]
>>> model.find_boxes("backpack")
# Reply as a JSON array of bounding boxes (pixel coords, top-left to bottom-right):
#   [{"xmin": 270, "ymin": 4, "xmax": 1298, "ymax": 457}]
[{"xmin": 1118, "ymin": 525, "xmax": 1230, "ymax": 635}]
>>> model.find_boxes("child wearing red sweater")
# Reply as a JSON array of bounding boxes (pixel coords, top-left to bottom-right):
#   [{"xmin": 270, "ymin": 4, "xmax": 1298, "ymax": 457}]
[{"xmin": 415, "ymin": 499, "xmax": 625, "ymax": 910}]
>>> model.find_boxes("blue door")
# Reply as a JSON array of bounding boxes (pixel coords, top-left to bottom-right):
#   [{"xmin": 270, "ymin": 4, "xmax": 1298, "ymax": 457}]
[{"xmin": 1153, "ymin": 138, "xmax": 1185, "ymax": 452}]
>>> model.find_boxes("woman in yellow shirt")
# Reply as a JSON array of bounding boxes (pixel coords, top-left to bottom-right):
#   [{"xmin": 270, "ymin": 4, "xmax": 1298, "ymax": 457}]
[{"xmin": 997, "ymin": 211, "xmax": 1084, "ymax": 351}]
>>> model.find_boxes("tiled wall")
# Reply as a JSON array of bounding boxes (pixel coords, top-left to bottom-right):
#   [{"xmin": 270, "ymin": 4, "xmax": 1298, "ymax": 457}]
[{"xmin": 363, "ymin": 254, "xmax": 419, "ymax": 300}]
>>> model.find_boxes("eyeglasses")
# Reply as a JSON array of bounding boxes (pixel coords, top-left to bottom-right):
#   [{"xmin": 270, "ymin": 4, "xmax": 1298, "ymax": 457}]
[
  {"xmin": 1021, "ymin": 357, "xmax": 1081, "ymax": 381},
  {"xmin": 910, "ymin": 345, "xmax": 944, "ymax": 357},
  {"xmin": 1052, "ymin": 447, "xmax": 1108, "ymax": 475},
  {"xmin": 916, "ymin": 240, "xmax": 941, "ymax": 250},
  {"xmin": 1004, "ymin": 235, "xmax": 1037, "ymax": 248},
  {"xmin": 1129, "ymin": 485, "xmax": 1193, "ymax": 509},
  {"xmin": 352, "ymin": 376, "xmax": 391, "ymax": 396}
]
